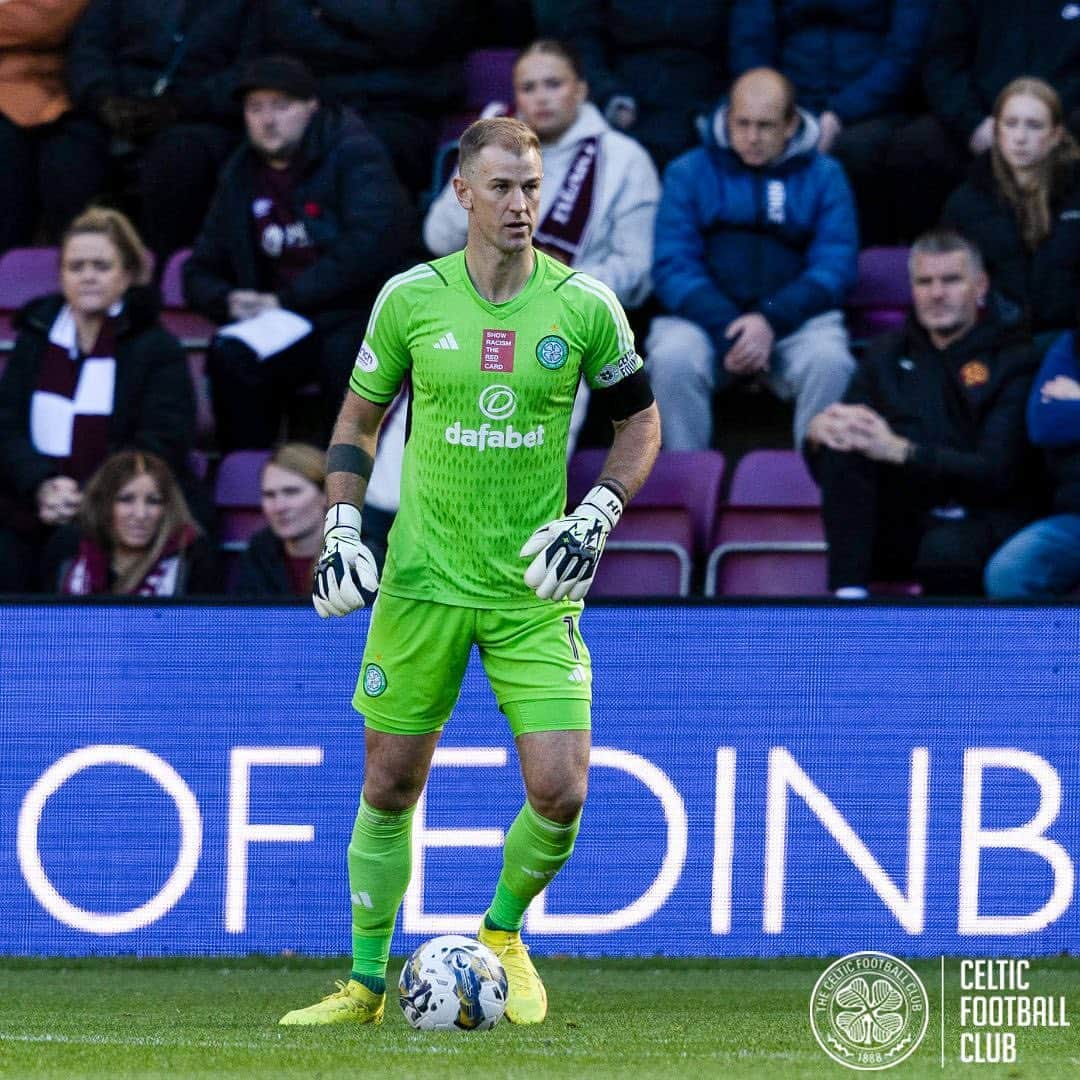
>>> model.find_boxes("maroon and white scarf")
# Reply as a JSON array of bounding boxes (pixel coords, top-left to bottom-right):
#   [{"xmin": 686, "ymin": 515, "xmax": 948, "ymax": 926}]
[
  {"xmin": 61, "ymin": 523, "xmax": 198, "ymax": 596},
  {"xmin": 30, "ymin": 304, "xmax": 119, "ymax": 483},
  {"xmin": 532, "ymin": 135, "xmax": 600, "ymax": 264}
]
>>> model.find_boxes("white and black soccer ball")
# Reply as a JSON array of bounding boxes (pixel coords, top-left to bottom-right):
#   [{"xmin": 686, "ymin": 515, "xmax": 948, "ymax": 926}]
[{"xmin": 398, "ymin": 935, "xmax": 508, "ymax": 1031}]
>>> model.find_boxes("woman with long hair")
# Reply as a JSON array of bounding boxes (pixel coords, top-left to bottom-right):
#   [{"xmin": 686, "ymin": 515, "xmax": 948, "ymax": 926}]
[
  {"xmin": 43, "ymin": 450, "xmax": 218, "ymax": 595},
  {"xmin": 233, "ymin": 442, "xmax": 328, "ymax": 596},
  {"xmin": 0, "ymin": 206, "xmax": 196, "ymax": 592},
  {"xmin": 943, "ymin": 77, "xmax": 1080, "ymax": 345}
]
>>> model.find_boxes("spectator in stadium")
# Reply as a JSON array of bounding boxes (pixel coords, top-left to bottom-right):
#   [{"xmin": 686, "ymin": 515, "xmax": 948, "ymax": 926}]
[
  {"xmin": 183, "ymin": 55, "xmax": 412, "ymax": 451},
  {"xmin": 648, "ymin": 67, "xmax": 858, "ymax": 450},
  {"xmin": 63, "ymin": 0, "xmax": 257, "ymax": 273},
  {"xmin": 0, "ymin": 0, "xmax": 90, "ymax": 253},
  {"xmin": 41, "ymin": 449, "xmax": 218, "ymax": 595},
  {"xmin": 808, "ymin": 229, "xmax": 1040, "ymax": 597},
  {"xmin": 233, "ymin": 442, "xmax": 328, "ymax": 597},
  {"xmin": 254, "ymin": 0, "xmax": 473, "ymax": 195},
  {"xmin": 942, "ymin": 78, "xmax": 1080, "ymax": 349},
  {"xmin": 985, "ymin": 327, "xmax": 1080, "ymax": 598},
  {"xmin": 533, "ymin": 0, "xmax": 732, "ymax": 169},
  {"xmin": 889, "ymin": 1, "xmax": 1080, "ymax": 240},
  {"xmin": 424, "ymin": 40, "xmax": 660, "ymax": 311},
  {"xmin": 0, "ymin": 208, "xmax": 196, "ymax": 593},
  {"xmin": 728, "ymin": 0, "xmax": 933, "ymax": 244}
]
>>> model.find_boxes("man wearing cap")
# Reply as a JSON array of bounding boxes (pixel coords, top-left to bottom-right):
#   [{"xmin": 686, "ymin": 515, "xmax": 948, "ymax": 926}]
[{"xmin": 183, "ymin": 55, "xmax": 412, "ymax": 450}]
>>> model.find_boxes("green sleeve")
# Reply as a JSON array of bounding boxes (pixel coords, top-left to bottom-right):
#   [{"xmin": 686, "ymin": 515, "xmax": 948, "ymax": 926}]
[
  {"xmin": 348, "ymin": 278, "xmax": 413, "ymax": 403},
  {"xmin": 574, "ymin": 275, "xmax": 644, "ymax": 391}
]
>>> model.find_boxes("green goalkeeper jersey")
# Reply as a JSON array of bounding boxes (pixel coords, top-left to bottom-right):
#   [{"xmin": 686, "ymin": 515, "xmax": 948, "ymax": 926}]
[{"xmin": 350, "ymin": 249, "xmax": 642, "ymax": 608}]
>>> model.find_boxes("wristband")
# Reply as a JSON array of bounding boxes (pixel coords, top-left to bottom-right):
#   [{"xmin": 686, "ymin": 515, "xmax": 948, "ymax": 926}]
[
  {"xmin": 582, "ymin": 483, "xmax": 624, "ymax": 528},
  {"xmin": 324, "ymin": 503, "xmax": 362, "ymax": 536}
]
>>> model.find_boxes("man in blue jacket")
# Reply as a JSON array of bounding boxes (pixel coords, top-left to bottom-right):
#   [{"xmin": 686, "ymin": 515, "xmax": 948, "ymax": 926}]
[
  {"xmin": 729, "ymin": 0, "xmax": 933, "ymax": 244},
  {"xmin": 183, "ymin": 56, "xmax": 412, "ymax": 450},
  {"xmin": 647, "ymin": 67, "xmax": 858, "ymax": 450}
]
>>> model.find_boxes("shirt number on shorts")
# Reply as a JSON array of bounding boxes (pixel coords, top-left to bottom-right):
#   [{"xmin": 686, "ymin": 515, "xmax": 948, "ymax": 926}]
[{"xmin": 562, "ymin": 615, "xmax": 580, "ymax": 660}]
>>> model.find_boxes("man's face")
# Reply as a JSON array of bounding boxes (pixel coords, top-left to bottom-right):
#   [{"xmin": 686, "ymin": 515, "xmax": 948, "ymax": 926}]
[
  {"xmin": 454, "ymin": 145, "xmax": 542, "ymax": 254},
  {"xmin": 244, "ymin": 90, "xmax": 317, "ymax": 162},
  {"xmin": 728, "ymin": 85, "xmax": 797, "ymax": 167},
  {"xmin": 910, "ymin": 251, "xmax": 987, "ymax": 340}
]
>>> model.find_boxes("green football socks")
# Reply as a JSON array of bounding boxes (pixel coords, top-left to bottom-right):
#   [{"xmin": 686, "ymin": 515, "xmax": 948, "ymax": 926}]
[
  {"xmin": 485, "ymin": 801, "xmax": 581, "ymax": 932},
  {"xmin": 348, "ymin": 794, "xmax": 415, "ymax": 986}
]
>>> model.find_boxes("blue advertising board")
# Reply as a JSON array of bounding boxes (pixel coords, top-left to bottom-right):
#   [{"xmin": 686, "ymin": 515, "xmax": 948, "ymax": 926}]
[{"xmin": 1, "ymin": 603, "xmax": 1077, "ymax": 957}]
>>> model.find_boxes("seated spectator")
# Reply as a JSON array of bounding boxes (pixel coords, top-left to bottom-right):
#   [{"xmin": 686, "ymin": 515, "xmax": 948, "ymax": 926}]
[
  {"xmin": 534, "ymin": 0, "xmax": 733, "ymax": 169},
  {"xmin": 0, "ymin": 208, "xmax": 196, "ymax": 592},
  {"xmin": 183, "ymin": 56, "xmax": 412, "ymax": 451},
  {"xmin": 648, "ymin": 68, "xmax": 858, "ymax": 450},
  {"xmin": 233, "ymin": 442, "xmax": 326, "ymax": 596},
  {"xmin": 255, "ymin": 0, "xmax": 473, "ymax": 194},
  {"xmin": 890, "ymin": 1, "xmax": 1080, "ymax": 241},
  {"xmin": 0, "ymin": 0, "xmax": 90, "ymax": 252},
  {"xmin": 42, "ymin": 449, "xmax": 218, "ymax": 595},
  {"xmin": 985, "ymin": 329, "xmax": 1080, "ymax": 597},
  {"xmin": 63, "ymin": 0, "xmax": 257, "ymax": 271},
  {"xmin": 425, "ymin": 40, "xmax": 660, "ymax": 310},
  {"xmin": 808, "ymin": 230, "xmax": 1040, "ymax": 597},
  {"xmin": 943, "ymin": 78, "xmax": 1080, "ymax": 348},
  {"xmin": 729, "ymin": 0, "xmax": 933, "ymax": 244}
]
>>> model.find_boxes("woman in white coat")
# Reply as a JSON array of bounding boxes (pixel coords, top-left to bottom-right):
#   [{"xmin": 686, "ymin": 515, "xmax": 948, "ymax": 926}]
[{"xmin": 423, "ymin": 39, "xmax": 660, "ymax": 310}]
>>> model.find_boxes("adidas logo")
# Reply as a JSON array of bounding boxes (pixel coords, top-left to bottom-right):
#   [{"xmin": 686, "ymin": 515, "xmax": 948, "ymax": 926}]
[
  {"xmin": 567, "ymin": 665, "xmax": 587, "ymax": 683},
  {"xmin": 351, "ymin": 891, "xmax": 374, "ymax": 909},
  {"xmin": 433, "ymin": 332, "xmax": 460, "ymax": 351}
]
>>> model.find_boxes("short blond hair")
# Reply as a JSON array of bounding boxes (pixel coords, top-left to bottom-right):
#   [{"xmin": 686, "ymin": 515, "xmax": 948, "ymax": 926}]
[
  {"xmin": 264, "ymin": 442, "xmax": 327, "ymax": 491},
  {"xmin": 458, "ymin": 116, "xmax": 541, "ymax": 178},
  {"xmin": 62, "ymin": 207, "xmax": 151, "ymax": 283}
]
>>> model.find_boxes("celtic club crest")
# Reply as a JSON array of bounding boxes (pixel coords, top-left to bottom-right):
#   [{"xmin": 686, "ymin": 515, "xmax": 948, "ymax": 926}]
[{"xmin": 810, "ymin": 952, "xmax": 929, "ymax": 1070}]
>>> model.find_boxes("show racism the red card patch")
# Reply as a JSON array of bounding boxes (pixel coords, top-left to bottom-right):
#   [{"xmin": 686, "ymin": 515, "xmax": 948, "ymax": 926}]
[{"xmin": 482, "ymin": 328, "xmax": 515, "ymax": 372}]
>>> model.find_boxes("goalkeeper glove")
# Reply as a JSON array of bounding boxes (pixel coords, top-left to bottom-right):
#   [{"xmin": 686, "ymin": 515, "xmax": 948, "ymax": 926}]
[
  {"xmin": 520, "ymin": 484, "xmax": 623, "ymax": 601},
  {"xmin": 312, "ymin": 504, "xmax": 379, "ymax": 617}
]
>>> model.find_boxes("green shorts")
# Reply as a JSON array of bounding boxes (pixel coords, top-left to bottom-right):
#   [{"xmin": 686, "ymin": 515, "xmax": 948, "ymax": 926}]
[{"xmin": 353, "ymin": 592, "xmax": 592, "ymax": 737}]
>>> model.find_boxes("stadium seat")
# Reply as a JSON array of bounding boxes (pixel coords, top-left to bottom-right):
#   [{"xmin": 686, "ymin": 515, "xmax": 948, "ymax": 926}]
[
  {"xmin": 705, "ymin": 450, "xmax": 828, "ymax": 597},
  {"xmin": 0, "ymin": 248, "xmax": 60, "ymax": 336},
  {"xmin": 567, "ymin": 449, "xmax": 726, "ymax": 597},
  {"xmin": 160, "ymin": 249, "xmax": 216, "ymax": 345},
  {"xmin": 464, "ymin": 48, "xmax": 518, "ymax": 111},
  {"xmin": 846, "ymin": 246, "xmax": 911, "ymax": 342},
  {"xmin": 214, "ymin": 449, "xmax": 270, "ymax": 550}
]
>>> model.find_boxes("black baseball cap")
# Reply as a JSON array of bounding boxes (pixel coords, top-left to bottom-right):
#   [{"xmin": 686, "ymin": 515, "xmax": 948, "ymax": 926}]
[{"xmin": 235, "ymin": 55, "xmax": 318, "ymax": 102}]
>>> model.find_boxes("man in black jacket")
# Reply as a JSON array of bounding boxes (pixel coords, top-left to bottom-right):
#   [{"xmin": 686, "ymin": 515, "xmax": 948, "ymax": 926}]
[
  {"xmin": 888, "ymin": 0, "xmax": 1080, "ymax": 239},
  {"xmin": 807, "ymin": 229, "xmax": 1040, "ymax": 596},
  {"xmin": 183, "ymin": 56, "xmax": 412, "ymax": 450}
]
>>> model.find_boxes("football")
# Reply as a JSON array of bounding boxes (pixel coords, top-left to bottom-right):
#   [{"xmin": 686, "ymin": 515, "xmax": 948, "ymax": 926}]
[{"xmin": 398, "ymin": 935, "xmax": 509, "ymax": 1031}]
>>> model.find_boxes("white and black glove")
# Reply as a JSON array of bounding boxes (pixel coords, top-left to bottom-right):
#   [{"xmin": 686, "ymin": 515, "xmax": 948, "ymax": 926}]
[
  {"xmin": 312, "ymin": 504, "xmax": 379, "ymax": 617},
  {"xmin": 520, "ymin": 484, "xmax": 623, "ymax": 601}
]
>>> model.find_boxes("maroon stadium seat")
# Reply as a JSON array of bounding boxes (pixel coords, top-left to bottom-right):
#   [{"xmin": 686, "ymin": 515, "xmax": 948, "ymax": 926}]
[
  {"xmin": 214, "ymin": 449, "xmax": 271, "ymax": 549},
  {"xmin": 706, "ymin": 450, "xmax": 827, "ymax": 597},
  {"xmin": 568, "ymin": 449, "xmax": 726, "ymax": 597},
  {"xmin": 0, "ymin": 247, "xmax": 60, "ymax": 313},
  {"xmin": 464, "ymin": 48, "xmax": 518, "ymax": 111},
  {"xmin": 846, "ymin": 246, "xmax": 911, "ymax": 341},
  {"xmin": 160, "ymin": 248, "xmax": 216, "ymax": 344}
]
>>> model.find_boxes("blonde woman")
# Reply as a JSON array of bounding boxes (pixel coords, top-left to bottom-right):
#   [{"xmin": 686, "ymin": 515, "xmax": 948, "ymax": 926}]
[
  {"xmin": 943, "ymin": 77, "xmax": 1080, "ymax": 345},
  {"xmin": 44, "ymin": 450, "xmax": 218, "ymax": 595},
  {"xmin": 234, "ymin": 442, "xmax": 328, "ymax": 596}
]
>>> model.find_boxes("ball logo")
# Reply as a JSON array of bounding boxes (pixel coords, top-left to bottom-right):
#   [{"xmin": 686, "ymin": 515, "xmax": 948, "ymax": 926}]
[
  {"xmin": 354, "ymin": 342, "xmax": 379, "ymax": 373},
  {"xmin": 478, "ymin": 385, "xmax": 517, "ymax": 421},
  {"xmin": 810, "ymin": 951, "xmax": 929, "ymax": 1070}
]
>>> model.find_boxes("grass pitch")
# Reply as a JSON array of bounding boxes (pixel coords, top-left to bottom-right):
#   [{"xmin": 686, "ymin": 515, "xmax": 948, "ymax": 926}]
[{"xmin": 0, "ymin": 956, "xmax": 1077, "ymax": 1079}]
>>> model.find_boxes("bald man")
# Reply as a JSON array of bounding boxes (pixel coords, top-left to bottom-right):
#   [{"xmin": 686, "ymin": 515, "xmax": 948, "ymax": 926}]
[{"xmin": 647, "ymin": 66, "xmax": 859, "ymax": 450}]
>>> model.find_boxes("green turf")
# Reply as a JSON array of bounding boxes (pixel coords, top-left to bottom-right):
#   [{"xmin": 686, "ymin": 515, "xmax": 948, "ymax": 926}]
[{"xmin": 0, "ymin": 956, "xmax": 1076, "ymax": 1079}]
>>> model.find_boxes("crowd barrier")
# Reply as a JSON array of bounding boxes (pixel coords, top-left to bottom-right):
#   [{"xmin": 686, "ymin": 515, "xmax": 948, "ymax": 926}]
[{"xmin": 2, "ymin": 601, "xmax": 1076, "ymax": 957}]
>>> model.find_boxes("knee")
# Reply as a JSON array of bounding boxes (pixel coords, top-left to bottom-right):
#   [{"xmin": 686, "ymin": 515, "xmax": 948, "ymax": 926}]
[
  {"xmin": 983, "ymin": 540, "xmax": 1031, "ymax": 598},
  {"xmin": 527, "ymin": 777, "xmax": 587, "ymax": 825},
  {"xmin": 208, "ymin": 337, "xmax": 260, "ymax": 385},
  {"xmin": 645, "ymin": 318, "xmax": 713, "ymax": 387},
  {"xmin": 362, "ymin": 766, "xmax": 425, "ymax": 812}
]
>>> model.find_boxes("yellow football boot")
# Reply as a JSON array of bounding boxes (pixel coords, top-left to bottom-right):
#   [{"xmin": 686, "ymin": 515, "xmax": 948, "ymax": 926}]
[
  {"xmin": 477, "ymin": 925, "xmax": 548, "ymax": 1024},
  {"xmin": 278, "ymin": 979, "xmax": 385, "ymax": 1026}
]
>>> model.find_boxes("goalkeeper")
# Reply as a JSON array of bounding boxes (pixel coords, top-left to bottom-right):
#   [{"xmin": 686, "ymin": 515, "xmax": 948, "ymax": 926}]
[{"xmin": 280, "ymin": 116, "xmax": 661, "ymax": 1028}]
